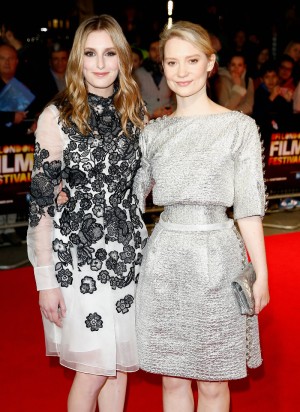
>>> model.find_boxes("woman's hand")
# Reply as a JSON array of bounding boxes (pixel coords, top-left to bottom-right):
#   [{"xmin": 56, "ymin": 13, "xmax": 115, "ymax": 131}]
[
  {"xmin": 57, "ymin": 191, "xmax": 68, "ymax": 205},
  {"xmin": 253, "ymin": 278, "xmax": 270, "ymax": 314},
  {"xmin": 237, "ymin": 216, "xmax": 270, "ymax": 315},
  {"xmin": 39, "ymin": 288, "xmax": 67, "ymax": 327},
  {"xmin": 56, "ymin": 183, "xmax": 69, "ymax": 206}
]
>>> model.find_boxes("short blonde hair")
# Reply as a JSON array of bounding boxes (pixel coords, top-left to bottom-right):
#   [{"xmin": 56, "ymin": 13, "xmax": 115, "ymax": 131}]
[{"xmin": 159, "ymin": 20, "xmax": 215, "ymax": 61}]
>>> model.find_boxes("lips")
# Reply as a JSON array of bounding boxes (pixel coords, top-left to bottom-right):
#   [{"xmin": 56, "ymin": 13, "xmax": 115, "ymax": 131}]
[{"xmin": 176, "ymin": 81, "xmax": 191, "ymax": 86}]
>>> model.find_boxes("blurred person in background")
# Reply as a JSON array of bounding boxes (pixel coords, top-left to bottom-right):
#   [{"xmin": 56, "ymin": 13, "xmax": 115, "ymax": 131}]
[
  {"xmin": 1, "ymin": 23, "xmax": 30, "ymax": 82},
  {"xmin": 0, "ymin": 22, "xmax": 45, "ymax": 92},
  {"xmin": 0, "ymin": 43, "xmax": 38, "ymax": 245},
  {"xmin": 248, "ymin": 44, "xmax": 271, "ymax": 90},
  {"xmin": 283, "ymin": 39, "xmax": 300, "ymax": 83},
  {"xmin": 293, "ymin": 80, "xmax": 300, "ymax": 114},
  {"xmin": 34, "ymin": 42, "xmax": 70, "ymax": 109},
  {"xmin": 131, "ymin": 46, "xmax": 144, "ymax": 71},
  {"xmin": 283, "ymin": 40, "xmax": 300, "ymax": 63},
  {"xmin": 276, "ymin": 53, "xmax": 297, "ymax": 93},
  {"xmin": 227, "ymin": 27, "xmax": 257, "ymax": 66},
  {"xmin": 133, "ymin": 38, "xmax": 175, "ymax": 119},
  {"xmin": 208, "ymin": 31, "xmax": 230, "ymax": 68},
  {"xmin": 214, "ymin": 51, "xmax": 254, "ymax": 115},
  {"xmin": 252, "ymin": 60, "xmax": 294, "ymax": 133}
]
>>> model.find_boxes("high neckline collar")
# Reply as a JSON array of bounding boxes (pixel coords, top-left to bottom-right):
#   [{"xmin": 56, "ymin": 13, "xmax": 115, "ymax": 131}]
[
  {"xmin": 88, "ymin": 92, "xmax": 114, "ymax": 107},
  {"xmin": 88, "ymin": 82, "xmax": 119, "ymax": 107}
]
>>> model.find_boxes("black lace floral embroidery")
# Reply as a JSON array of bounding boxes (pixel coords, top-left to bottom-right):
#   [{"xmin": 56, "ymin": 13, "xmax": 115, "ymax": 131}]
[
  {"xmin": 28, "ymin": 92, "xmax": 147, "ymax": 329},
  {"xmin": 116, "ymin": 294, "xmax": 134, "ymax": 314},
  {"xmin": 29, "ymin": 142, "xmax": 63, "ymax": 227},
  {"xmin": 85, "ymin": 313, "xmax": 103, "ymax": 331}
]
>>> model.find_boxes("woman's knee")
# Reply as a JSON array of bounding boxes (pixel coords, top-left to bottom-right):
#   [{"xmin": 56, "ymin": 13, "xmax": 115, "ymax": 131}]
[
  {"xmin": 75, "ymin": 371, "xmax": 108, "ymax": 394},
  {"xmin": 163, "ymin": 376, "xmax": 192, "ymax": 393},
  {"xmin": 197, "ymin": 381, "xmax": 229, "ymax": 399}
]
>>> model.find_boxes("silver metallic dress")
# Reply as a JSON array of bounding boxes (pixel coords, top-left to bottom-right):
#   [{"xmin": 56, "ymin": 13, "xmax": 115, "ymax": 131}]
[{"xmin": 133, "ymin": 111, "xmax": 267, "ymax": 381}]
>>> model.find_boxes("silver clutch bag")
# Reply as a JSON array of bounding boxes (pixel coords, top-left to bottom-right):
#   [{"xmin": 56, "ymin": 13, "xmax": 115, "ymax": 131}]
[{"xmin": 231, "ymin": 262, "xmax": 256, "ymax": 315}]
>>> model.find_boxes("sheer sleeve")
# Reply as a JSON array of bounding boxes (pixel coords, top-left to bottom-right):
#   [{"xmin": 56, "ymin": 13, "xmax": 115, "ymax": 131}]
[
  {"xmin": 27, "ymin": 105, "xmax": 64, "ymax": 290},
  {"xmin": 233, "ymin": 118, "xmax": 267, "ymax": 220},
  {"xmin": 132, "ymin": 130, "xmax": 154, "ymax": 213}
]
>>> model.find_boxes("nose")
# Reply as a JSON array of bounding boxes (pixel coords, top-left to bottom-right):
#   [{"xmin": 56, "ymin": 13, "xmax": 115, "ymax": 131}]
[
  {"xmin": 97, "ymin": 57, "xmax": 105, "ymax": 70},
  {"xmin": 177, "ymin": 63, "xmax": 188, "ymax": 77}
]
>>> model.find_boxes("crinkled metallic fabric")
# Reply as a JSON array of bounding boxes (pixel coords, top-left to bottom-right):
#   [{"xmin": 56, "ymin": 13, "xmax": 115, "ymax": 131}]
[{"xmin": 133, "ymin": 112, "xmax": 267, "ymax": 380}]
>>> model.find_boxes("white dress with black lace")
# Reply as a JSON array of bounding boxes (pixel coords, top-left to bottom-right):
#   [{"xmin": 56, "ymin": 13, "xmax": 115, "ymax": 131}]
[
  {"xmin": 133, "ymin": 111, "xmax": 267, "ymax": 381},
  {"xmin": 27, "ymin": 93, "xmax": 148, "ymax": 376}
]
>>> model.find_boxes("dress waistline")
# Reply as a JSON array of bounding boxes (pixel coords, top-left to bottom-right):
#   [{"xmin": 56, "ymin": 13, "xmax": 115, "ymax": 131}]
[{"xmin": 158, "ymin": 217, "xmax": 234, "ymax": 232}]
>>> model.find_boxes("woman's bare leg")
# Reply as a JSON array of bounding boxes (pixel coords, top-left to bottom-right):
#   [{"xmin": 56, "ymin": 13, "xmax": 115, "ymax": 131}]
[
  {"xmin": 162, "ymin": 376, "xmax": 194, "ymax": 412},
  {"xmin": 68, "ymin": 371, "xmax": 107, "ymax": 412},
  {"xmin": 98, "ymin": 371, "xmax": 127, "ymax": 412},
  {"xmin": 197, "ymin": 381, "xmax": 230, "ymax": 412}
]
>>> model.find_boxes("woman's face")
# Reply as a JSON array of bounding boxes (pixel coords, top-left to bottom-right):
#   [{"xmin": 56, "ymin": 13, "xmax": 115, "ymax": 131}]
[
  {"xmin": 83, "ymin": 30, "xmax": 119, "ymax": 97},
  {"xmin": 278, "ymin": 60, "xmax": 294, "ymax": 81},
  {"xmin": 228, "ymin": 56, "xmax": 246, "ymax": 77},
  {"xmin": 163, "ymin": 37, "xmax": 214, "ymax": 98}
]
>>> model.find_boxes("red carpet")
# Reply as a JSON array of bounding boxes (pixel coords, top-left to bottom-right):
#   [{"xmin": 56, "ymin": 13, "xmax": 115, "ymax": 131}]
[{"xmin": 1, "ymin": 232, "xmax": 299, "ymax": 412}]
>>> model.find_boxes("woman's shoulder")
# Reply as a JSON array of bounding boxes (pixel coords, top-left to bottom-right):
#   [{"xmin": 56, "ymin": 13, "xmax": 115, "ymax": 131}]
[
  {"xmin": 140, "ymin": 116, "xmax": 170, "ymax": 153},
  {"xmin": 37, "ymin": 104, "xmax": 60, "ymax": 125},
  {"xmin": 211, "ymin": 110, "xmax": 258, "ymax": 132},
  {"xmin": 143, "ymin": 115, "xmax": 169, "ymax": 132},
  {"xmin": 214, "ymin": 110, "xmax": 259, "ymax": 140},
  {"xmin": 228, "ymin": 109, "xmax": 256, "ymax": 123},
  {"xmin": 237, "ymin": 112, "xmax": 260, "ymax": 136},
  {"xmin": 42, "ymin": 104, "xmax": 59, "ymax": 116}
]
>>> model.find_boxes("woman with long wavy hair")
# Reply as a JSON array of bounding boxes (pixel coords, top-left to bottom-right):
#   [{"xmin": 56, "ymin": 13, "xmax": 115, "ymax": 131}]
[{"xmin": 27, "ymin": 15, "xmax": 148, "ymax": 412}]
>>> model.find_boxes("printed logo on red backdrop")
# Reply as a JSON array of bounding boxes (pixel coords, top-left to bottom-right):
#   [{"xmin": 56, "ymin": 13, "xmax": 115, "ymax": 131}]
[
  {"xmin": 265, "ymin": 131, "xmax": 300, "ymax": 195},
  {"xmin": 0, "ymin": 143, "xmax": 34, "ymax": 186},
  {"xmin": 0, "ymin": 143, "xmax": 34, "ymax": 211}
]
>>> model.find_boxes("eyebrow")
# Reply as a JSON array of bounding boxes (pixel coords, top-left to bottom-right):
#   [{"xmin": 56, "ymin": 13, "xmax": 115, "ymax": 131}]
[
  {"xmin": 84, "ymin": 46, "xmax": 116, "ymax": 52},
  {"xmin": 165, "ymin": 54, "xmax": 201, "ymax": 59}
]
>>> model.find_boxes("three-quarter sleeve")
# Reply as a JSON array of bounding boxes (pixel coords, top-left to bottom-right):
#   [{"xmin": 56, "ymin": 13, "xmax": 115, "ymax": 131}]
[
  {"xmin": 132, "ymin": 130, "xmax": 154, "ymax": 213},
  {"xmin": 233, "ymin": 118, "xmax": 267, "ymax": 220},
  {"xmin": 27, "ymin": 105, "xmax": 63, "ymax": 290}
]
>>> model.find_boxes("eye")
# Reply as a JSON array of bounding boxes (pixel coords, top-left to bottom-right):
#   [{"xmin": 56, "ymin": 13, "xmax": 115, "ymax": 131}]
[
  {"xmin": 106, "ymin": 51, "xmax": 117, "ymax": 57},
  {"xmin": 84, "ymin": 50, "xmax": 95, "ymax": 57},
  {"xmin": 189, "ymin": 58, "xmax": 199, "ymax": 64},
  {"xmin": 166, "ymin": 61, "xmax": 176, "ymax": 66}
]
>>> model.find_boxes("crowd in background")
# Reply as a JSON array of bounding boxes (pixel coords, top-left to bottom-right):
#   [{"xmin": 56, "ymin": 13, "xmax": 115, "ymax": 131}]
[
  {"xmin": 1, "ymin": 1, "xmax": 300, "ymax": 122},
  {"xmin": 1, "ymin": 1, "xmax": 300, "ymax": 244}
]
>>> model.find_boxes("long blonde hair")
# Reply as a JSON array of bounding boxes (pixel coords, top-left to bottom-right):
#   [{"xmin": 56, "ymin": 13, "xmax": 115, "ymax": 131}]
[{"xmin": 51, "ymin": 14, "xmax": 146, "ymax": 135}]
